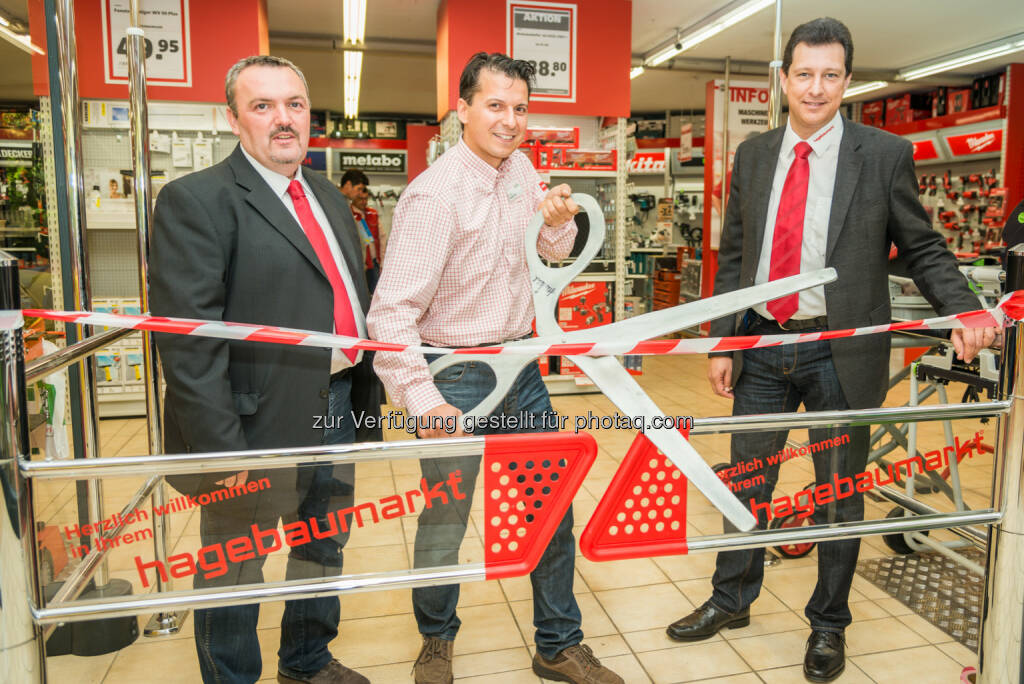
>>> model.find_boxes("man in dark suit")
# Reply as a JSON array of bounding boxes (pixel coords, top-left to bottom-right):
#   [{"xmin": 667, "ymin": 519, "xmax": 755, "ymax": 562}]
[
  {"xmin": 664, "ymin": 18, "xmax": 995, "ymax": 682},
  {"xmin": 150, "ymin": 55, "xmax": 381, "ymax": 684}
]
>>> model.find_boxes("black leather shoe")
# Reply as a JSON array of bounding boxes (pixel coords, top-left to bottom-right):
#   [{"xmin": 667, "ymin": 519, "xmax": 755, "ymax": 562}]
[
  {"xmin": 803, "ymin": 630, "xmax": 845, "ymax": 682},
  {"xmin": 666, "ymin": 602, "xmax": 750, "ymax": 642}
]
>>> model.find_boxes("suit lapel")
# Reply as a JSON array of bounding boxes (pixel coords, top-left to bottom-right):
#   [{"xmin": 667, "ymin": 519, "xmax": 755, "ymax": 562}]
[
  {"xmin": 227, "ymin": 146, "xmax": 326, "ymax": 279},
  {"xmin": 826, "ymin": 122, "xmax": 863, "ymax": 261},
  {"xmin": 751, "ymin": 128, "xmax": 785, "ymax": 262}
]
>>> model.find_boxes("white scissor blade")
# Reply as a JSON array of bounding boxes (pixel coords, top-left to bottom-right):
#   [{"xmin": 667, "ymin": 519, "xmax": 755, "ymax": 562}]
[
  {"xmin": 570, "ymin": 355, "xmax": 757, "ymax": 531},
  {"xmin": 553, "ymin": 268, "xmax": 837, "ymax": 345}
]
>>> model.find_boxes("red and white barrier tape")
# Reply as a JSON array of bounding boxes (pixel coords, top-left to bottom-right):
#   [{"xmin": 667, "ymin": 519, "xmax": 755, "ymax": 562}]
[{"xmin": 17, "ymin": 291, "xmax": 1024, "ymax": 357}]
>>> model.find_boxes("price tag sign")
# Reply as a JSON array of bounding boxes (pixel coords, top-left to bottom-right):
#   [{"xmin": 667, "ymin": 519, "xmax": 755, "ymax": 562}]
[
  {"xmin": 507, "ymin": 2, "xmax": 577, "ymax": 102},
  {"xmin": 101, "ymin": 0, "xmax": 192, "ymax": 87}
]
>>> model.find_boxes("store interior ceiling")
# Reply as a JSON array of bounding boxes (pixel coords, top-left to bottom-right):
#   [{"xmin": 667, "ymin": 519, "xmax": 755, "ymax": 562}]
[{"xmin": 0, "ymin": 0, "xmax": 1022, "ymax": 118}]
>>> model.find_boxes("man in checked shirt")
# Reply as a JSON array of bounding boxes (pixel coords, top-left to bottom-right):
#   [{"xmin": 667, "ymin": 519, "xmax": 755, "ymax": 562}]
[{"xmin": 367, "ymin": 53, "xmax": 622, "ymax": 684}]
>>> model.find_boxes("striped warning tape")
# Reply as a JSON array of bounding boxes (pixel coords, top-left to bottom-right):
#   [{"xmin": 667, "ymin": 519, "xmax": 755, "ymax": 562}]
[{"xmin": 17, "ymin": 290, "xmax": 1022, "ymax": 357}]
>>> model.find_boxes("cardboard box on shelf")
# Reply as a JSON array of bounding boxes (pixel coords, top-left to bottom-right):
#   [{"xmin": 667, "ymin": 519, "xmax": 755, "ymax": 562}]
[
  {"xmin": 885, "ymin": 94, "xmax": 931, "ymax": 126},
  {"xmin": 861, "ymin": 99, "xmax": 885, "ymax": 128},
  {"xmin": 524, "ymin": 127, "xmax": 579, "ymax": 148},
  {"xmin": 557, "ymin": 281, "xmax": 613, "ymax": 331},
  {"xmin": 948, "ymin": 88, "xmax": 971, "ymax": 113}
]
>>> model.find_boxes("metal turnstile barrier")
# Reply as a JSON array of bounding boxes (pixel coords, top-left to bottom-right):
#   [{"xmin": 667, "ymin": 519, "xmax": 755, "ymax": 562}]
[{"xmin": 3, "ymin": 247, "xmax": 1024, "ymax": 680}]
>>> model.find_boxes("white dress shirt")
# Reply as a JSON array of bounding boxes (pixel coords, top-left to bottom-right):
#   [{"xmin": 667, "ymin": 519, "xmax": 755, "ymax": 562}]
[
  {"xmin": 754, "ymin": 112, "xmax": 843, "ymax": 319},
  {"xmin": 240, "ymin": 146, "xmax": 365, "ymax": 372}
]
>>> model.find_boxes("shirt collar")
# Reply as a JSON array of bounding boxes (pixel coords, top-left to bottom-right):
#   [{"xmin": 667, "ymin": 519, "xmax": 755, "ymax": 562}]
[
  {"xmin": 239, "ymin": 144, "xmax": 308, "ymax": 199},
  {"xmin": 782, "ymin": 111, "xmax": 844, "ymax": 159},
  {"xmin": 454, "ymin": 137, "xmax": 514, "ymax": 188}
]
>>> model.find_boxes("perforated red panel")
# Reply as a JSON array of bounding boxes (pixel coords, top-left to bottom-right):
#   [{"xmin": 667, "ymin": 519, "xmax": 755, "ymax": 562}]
[
  {"xmin": 482, "ymin": 432, "xmax": 596, "ymax": 579},
  {"xmin": 580, "ymin": 429, "xmax": 690, "ymax": 562}
]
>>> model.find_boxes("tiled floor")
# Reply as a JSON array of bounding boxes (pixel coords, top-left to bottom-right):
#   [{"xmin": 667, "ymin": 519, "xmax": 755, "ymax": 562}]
[{"xmin": 37, "ymin": 354, "xmax": 988, "ymax": 683}]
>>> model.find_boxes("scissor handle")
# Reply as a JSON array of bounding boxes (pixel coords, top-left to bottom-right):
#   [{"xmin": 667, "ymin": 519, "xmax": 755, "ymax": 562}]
[
  {"xmin": 427, "ymin": 354, "xmax": 534, "ymax": 423},
  {"xmin": 525, "ymin": 193, "xmax": 606, "ymax": 337}
]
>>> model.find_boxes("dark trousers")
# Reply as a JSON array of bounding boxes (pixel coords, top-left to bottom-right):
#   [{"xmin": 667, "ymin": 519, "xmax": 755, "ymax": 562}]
[
  {"xmin": 193, "ymin": 374, "xmax": 355, "ymax": 684},
  {"xmin": 412, "ymin": 359, "xmax": 583, "ymax": 659},
  {"xmin": 710, "ymin": 317, "xmax": 869, "ymax": 633}
]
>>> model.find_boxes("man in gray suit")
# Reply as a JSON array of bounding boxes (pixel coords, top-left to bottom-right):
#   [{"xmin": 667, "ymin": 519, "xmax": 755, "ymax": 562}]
[
  {"xmin": 664, "ymin": 18, "xmax": 994, "ymax": 682},
  {"xmin": 150, "ymin": 56, "xmax": 380, "ymax": 684}
]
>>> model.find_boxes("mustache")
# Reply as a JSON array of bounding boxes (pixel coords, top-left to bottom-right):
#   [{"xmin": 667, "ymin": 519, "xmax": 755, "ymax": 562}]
[{"xmin": 270, "ymin": 126, "xmax": 299, "ymax": 139}]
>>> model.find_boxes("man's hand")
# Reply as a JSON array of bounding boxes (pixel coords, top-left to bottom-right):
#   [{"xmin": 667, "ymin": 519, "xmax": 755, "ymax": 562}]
[
  {"xmin": 708, "ymin": 357, "xmax": 735, "ymax": 399},
  {"xmin": 540, "ymin": 183, "xmax": 579, "ymax": 227},
  {"xmin": 418, "ymin": 403, "xmax": 465, "ymax": 439},
  {"xmin": 950, "ymin": 327, "xmax": 998, "ymax": 363},
  {"xmin": 215, "ymin": 471, "xmax": 248, "ymax": 488}
]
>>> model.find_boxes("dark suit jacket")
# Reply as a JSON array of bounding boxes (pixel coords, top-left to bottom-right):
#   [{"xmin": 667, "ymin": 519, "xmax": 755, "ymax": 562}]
[
  {"xmin": 149, "ymin": 145, "xmax": 383, "ymax": 501},
  {"xmin": 711, "ymin": 118, "xmax": 978, "ymax": 409}
]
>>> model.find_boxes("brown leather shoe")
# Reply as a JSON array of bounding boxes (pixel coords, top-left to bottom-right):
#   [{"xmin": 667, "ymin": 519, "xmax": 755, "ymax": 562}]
[
  {"xmin": 532, "ymin": 644, "xmax": 624, "ymax": 684},
  {"xmin": 277, "ymin": 659, "xmax": 369, "ymax": 684},
  {"xmin": 413, "ymin": 636, "xmax": 453, "ymax": 684}
]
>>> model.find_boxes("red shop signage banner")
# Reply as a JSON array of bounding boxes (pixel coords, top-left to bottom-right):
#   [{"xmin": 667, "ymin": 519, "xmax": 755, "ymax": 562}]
[
  {"xmin": 945, "ymin": 129, "xmax": 1003, "ymax": 157},
  {"xmin": 29, "ymin": 0, "xmax": 268, "ymax": 102}
]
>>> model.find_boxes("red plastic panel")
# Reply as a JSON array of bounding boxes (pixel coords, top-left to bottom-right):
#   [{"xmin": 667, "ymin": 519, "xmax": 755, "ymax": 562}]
[
  {"xmin": 580, "ymin": 429, "xmax": 690, "ymax": 562},
  {"xmin": 482, "ymin": 432, "xmax": 596, "ymax": 579}
]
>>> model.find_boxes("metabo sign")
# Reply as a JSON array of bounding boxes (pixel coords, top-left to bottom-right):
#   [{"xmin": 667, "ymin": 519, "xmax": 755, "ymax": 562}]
[{"xmin": 336, "ymin": 150, "xmax": 406, "ymax": 173}]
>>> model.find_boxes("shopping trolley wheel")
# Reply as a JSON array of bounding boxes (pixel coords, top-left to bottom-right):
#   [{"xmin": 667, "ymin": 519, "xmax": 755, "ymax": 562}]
[
  {"xmin": 768, "ymin": 513, "xmax": 816, "ymax": 558},
  {"xmin": 882, "ymin": 506, "xmax": 929, "ymax": 554}
]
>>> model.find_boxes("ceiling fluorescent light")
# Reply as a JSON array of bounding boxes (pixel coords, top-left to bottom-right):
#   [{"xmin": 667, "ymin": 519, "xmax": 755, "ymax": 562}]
[
  {"xmin": 344, "ymin": 50, "xmax": 362, "ymax": 119},
  {"xmin": 630, "ymin": 66, "xmax": 645, "ymax": 80},
  {"xmin": 647, "ymin": 0, "xmax": 774, "ymax": 67},
  {"xmin": 843, "ymin": 81, "xmax": 888, "ymax": 99},
  {"xmin": 899, "ymin": 33, "xmax": 1024, "ymax": 81},
  {"xmin": 0, "ymin": 23, "xmax": 43, "ymax": 55},
  {"xmin": 343, "ymin": 0, "xmax": 366, "ymax": 45}
]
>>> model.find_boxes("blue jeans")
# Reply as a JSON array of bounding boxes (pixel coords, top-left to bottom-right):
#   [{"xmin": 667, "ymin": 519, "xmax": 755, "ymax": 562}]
[
  {"xmin": 709, "ymin": 316, "xmax": 869, "ymax": 633},
  {"xmin": 412, "ymin": 359, "xmax": 583, "ymax": 659},
  {"xmin": 194, "ymin": 374, "xmax": 355, "ymax": 684}
]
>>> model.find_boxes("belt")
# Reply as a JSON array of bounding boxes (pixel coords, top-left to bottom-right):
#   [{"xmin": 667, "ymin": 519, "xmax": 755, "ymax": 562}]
[{"xmin": 750, "ymin": 310, "xmax": 828, "ymax": 332}]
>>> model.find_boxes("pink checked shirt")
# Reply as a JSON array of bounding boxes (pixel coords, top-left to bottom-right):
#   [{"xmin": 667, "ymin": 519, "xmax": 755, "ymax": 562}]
[{"xmin": 367, "ymin": 139, "xmax": 576, "ymax": 415}]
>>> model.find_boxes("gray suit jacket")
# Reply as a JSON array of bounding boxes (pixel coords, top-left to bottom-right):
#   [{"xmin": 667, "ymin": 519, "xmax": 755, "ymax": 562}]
[
  {"xmin": 150, "ymin": 145, "xmax": 383, "ymax": 500},
  {"xmin": 710, "ymin": 118, "xmax": 978, "ymax": 409}
]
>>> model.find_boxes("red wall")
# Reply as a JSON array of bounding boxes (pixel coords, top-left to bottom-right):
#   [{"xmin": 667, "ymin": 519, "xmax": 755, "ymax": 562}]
[
  {"xmin": 436, "ymin": 0, "xmax": 631, "ymax": 120},
  {"xmin": 407, "ymin": 123, "xmax": 440, "ymax": 183},
  {"xmin": 29, "ymin": 0, "xmax": 268, "ymax": 103}
]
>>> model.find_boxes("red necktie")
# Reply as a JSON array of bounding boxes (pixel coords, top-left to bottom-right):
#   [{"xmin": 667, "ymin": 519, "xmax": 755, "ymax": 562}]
[
  {"xmin": 766, "ymin": 141, "xmax": 813, "ymax": 324},
  {"xmin": 287, "ymin": 180, "xmax": 358, "ymax": 362}
]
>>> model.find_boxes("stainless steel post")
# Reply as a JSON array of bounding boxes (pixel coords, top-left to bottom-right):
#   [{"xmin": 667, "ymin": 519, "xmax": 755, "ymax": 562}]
[
  {"xmin": 614, "ymin": 117, "xmax": 626, "ymax": 323},
  {"xmin": 125, "ymin": 0, "xmax": 186, "ymax": 637},
  {"xmin": 767, "ymin": 0, "xmax": 783, "ymax": 128},
  {"xmin": 721, "ymin": 56, "xmax": 731, "ymax": 218},
  {"xmin": 54, "ymin": 0, "xmax": 108, "ymax": 587},
  {"xmin": 0, "ymin": 252, "xmax": 46, "ymax": 681},
  {"xmin": 979, "ymin": 245, "xmax": 1024, "ymax": 683}
]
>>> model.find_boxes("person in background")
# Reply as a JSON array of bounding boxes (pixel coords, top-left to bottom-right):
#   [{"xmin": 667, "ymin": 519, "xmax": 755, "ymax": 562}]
[
  {"xmin": 367, "ymin": 52, "xmax": 623, "ymax": 684},
  {"xmin": 340, "ymin": 169, "xmax": 382, "ymax": 293},
  {"xmin": 150, "ymin": 55, "xmax": 382, "ymax": 684},
  {"xmin": 664, "ymin": 17, "xmax": 995, "ymax": 683}
]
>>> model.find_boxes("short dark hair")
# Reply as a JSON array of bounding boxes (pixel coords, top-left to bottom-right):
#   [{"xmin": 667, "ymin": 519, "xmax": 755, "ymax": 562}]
[
  {"xmin": 340, "ymin": 170, "xmax": 369, "ymax": 187},
  {"xmin": 459, "ymin": 52, "xmax": 535, "ymax": 104},
  {"xmin": 225, "ymin": 55, "xmax": 308, "ymax": 116},
  {"xmin": 782, "ymin": 17, "xmax": 853, "ymax": 76}
]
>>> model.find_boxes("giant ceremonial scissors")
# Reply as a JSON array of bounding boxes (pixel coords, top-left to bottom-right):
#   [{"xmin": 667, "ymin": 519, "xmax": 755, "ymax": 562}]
[{"xmin": 428, "ymin": 194, "xmax": 837, "ymax": 532}]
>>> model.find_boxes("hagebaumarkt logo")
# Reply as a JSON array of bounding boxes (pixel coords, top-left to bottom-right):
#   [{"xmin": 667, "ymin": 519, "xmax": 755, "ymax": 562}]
[{"xmin": 338, "ymin": 151, "xmax": 406, "ymax": 173}]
